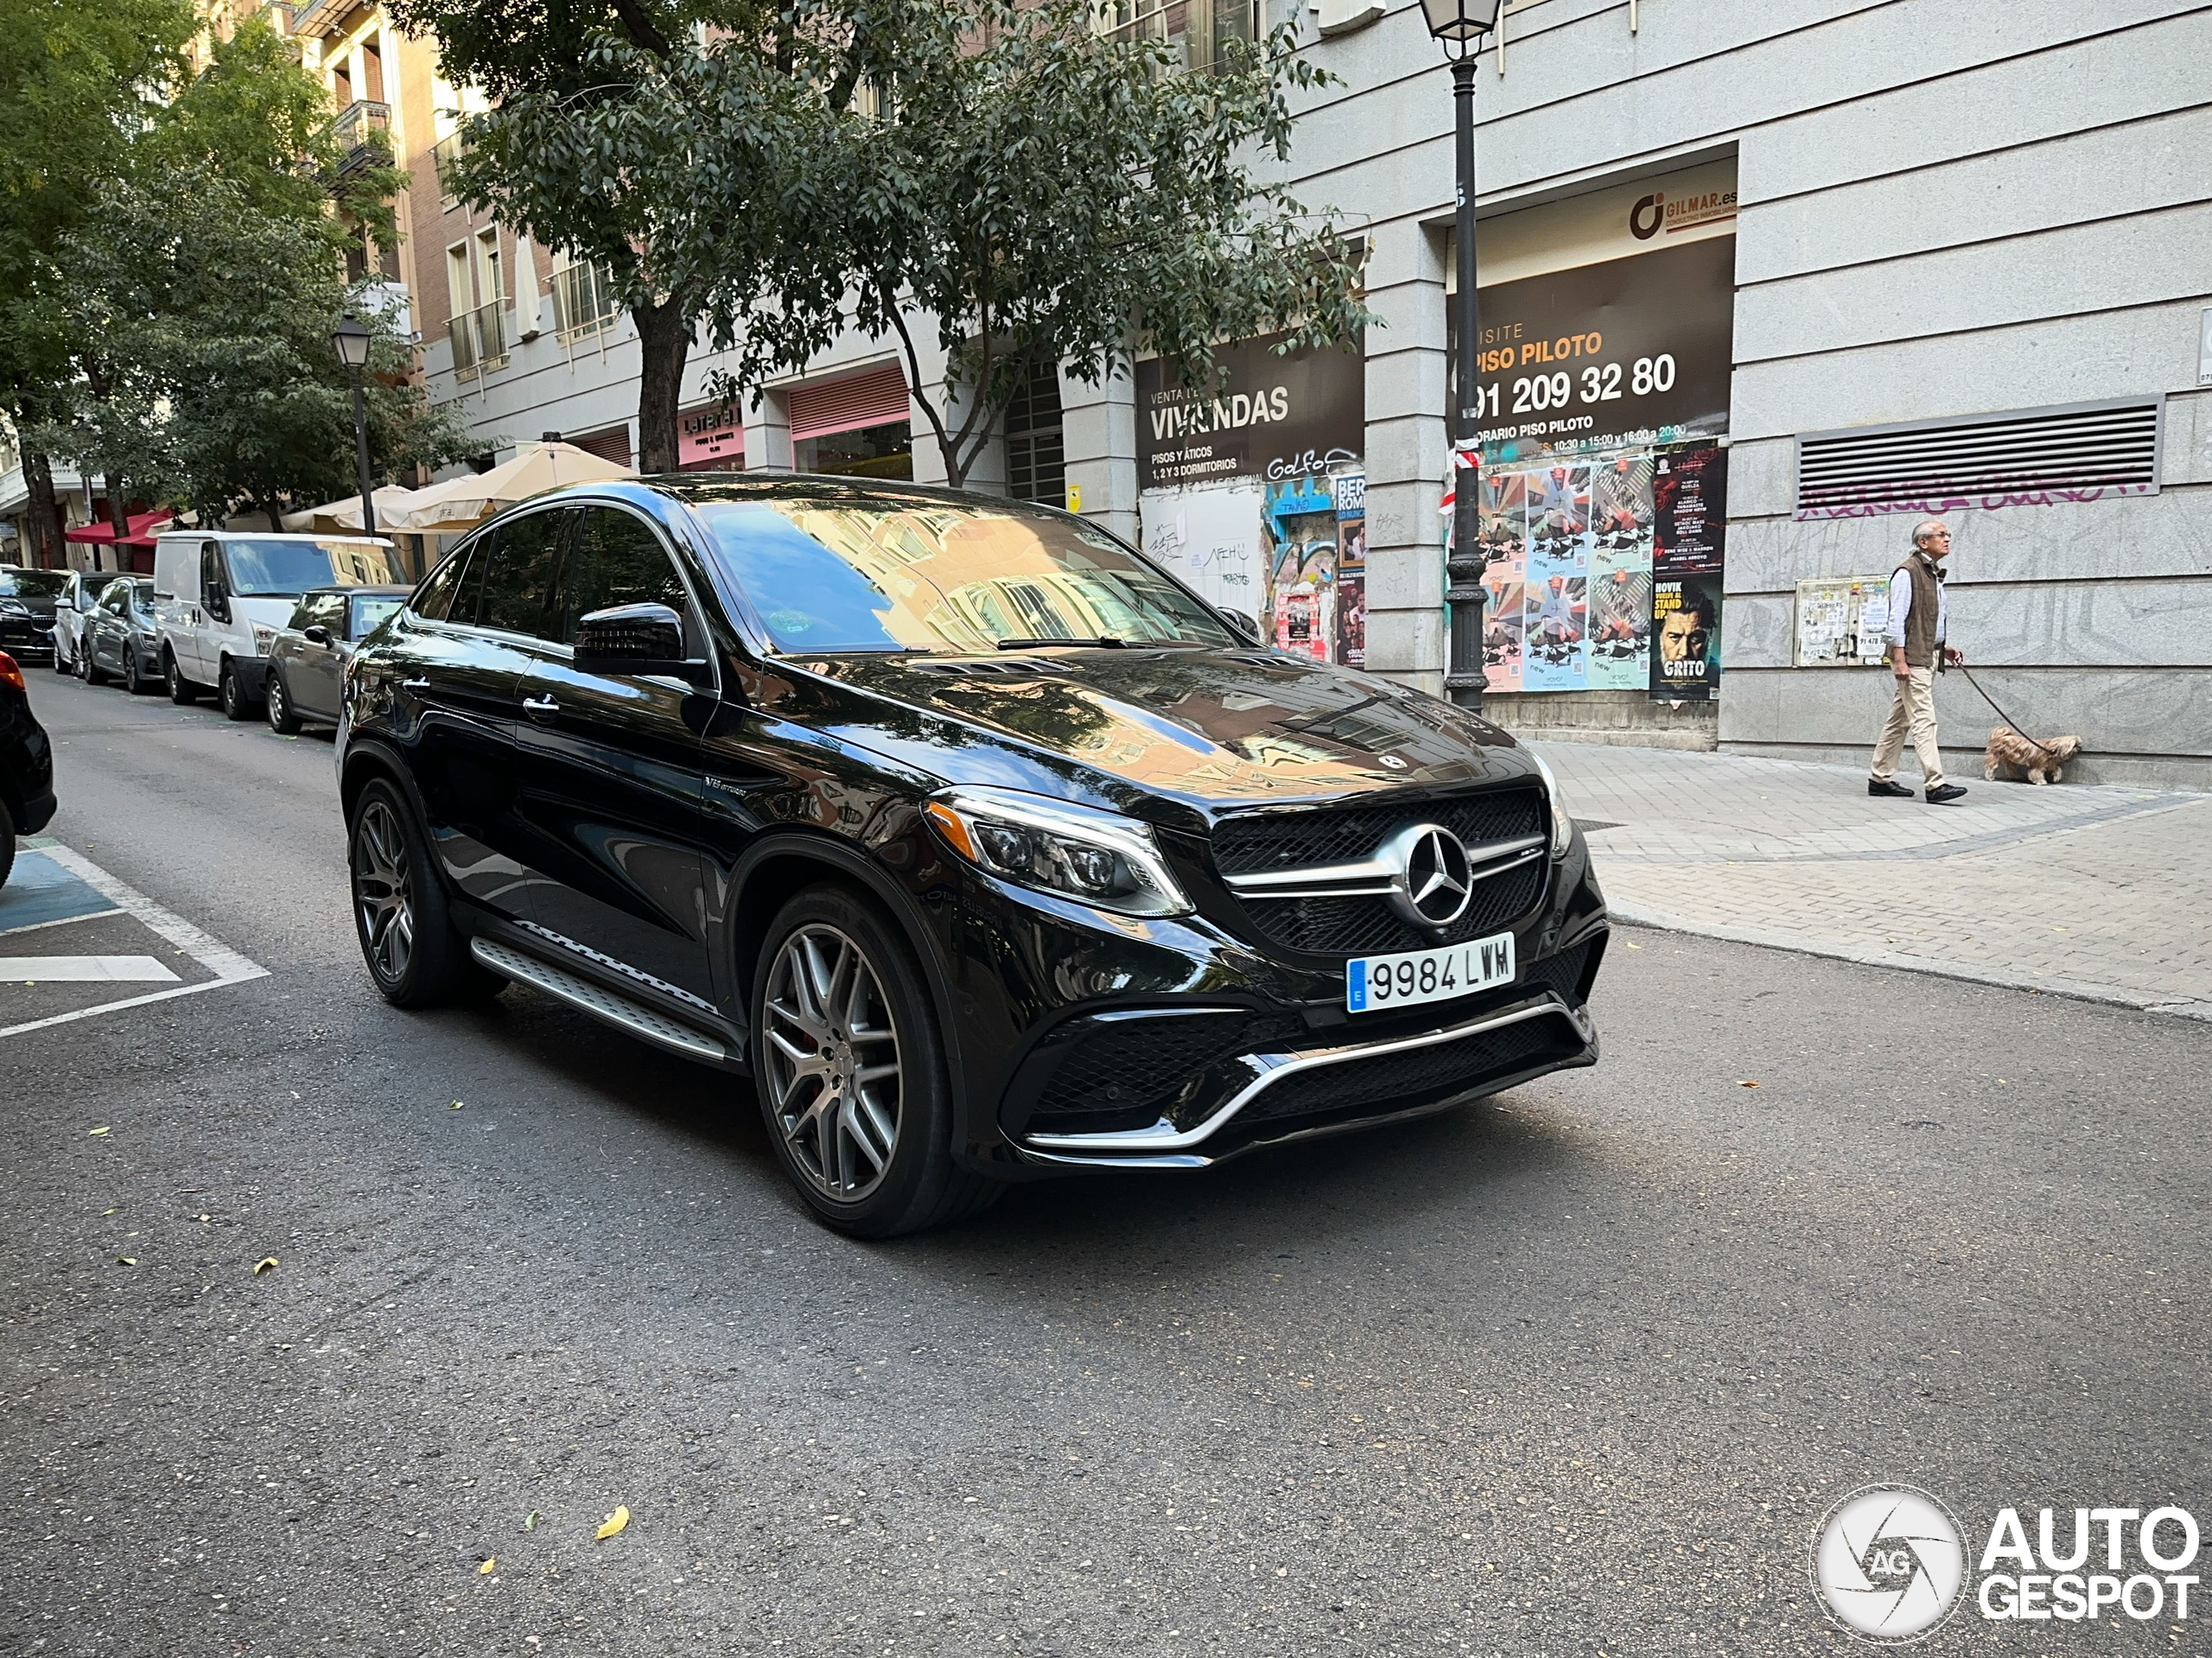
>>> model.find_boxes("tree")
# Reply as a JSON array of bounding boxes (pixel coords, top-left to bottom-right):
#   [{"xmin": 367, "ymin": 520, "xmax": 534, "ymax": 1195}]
[
  {"xmin": 836, "ymin": 0, "xmax": 1372, "ymax": 490},
  {"xmin": 385, "ymin": 0, "xmax": 936, "ymax": 472},
  {"xmin": 0, "ymin": 0, "xmax": 196, "ymax": 562}
]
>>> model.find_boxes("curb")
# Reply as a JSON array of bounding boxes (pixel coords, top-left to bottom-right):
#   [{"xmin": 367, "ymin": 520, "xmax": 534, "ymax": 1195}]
[{"xmin": 1605, "ymin": 899, "xmax": 2212, "ymax": 1024}]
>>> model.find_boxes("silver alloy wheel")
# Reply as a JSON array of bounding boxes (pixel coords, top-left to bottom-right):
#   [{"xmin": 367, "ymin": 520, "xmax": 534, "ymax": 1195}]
[
  {"xmin": 762, "ymin": 924, "xmax": 904, "ymax": 1201},
  {"xmin": 352, "ymin": 798, "xmax": 415, "ymax": 985},
  {"xmin": 265, "ymin": 675, "xmax": 287, "ymax": 729}
]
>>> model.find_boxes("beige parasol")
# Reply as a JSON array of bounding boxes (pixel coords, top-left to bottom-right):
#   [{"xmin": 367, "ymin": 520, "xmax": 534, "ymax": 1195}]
[
  {"xmin": 381, "ymin": 442, "xmax": 637, "ymax": 535},
  {"xmin": 281, "ymin": 486, "xmax": 423, "ymax": 534}
]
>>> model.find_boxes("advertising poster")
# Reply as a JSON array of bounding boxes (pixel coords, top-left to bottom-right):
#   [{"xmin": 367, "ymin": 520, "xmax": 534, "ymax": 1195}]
[
  {"xmin": 1135, "ymin": 334, "xmax": 1363, "ymax": 492},
  {"xmin": 1650, "ymin": 441, "xmax": 1727, "ymax": 701},
  {"xmin": 1587, "ymin": 449, "xmax": 1656, "ymax": 689},
  {"xmin": 1333, "ymin": 473, "xmax": 1368, "ymax": 668},
  {"xmin": 1138, "ymin": 480, "xmax": 1269, "ymax": 637},
  {"xmin": 1266, "ymin": 474, "xmax": 1340, "ymax": 661}
]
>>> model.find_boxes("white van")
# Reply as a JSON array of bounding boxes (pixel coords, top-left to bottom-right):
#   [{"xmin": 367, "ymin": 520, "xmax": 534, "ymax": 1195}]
[{"xmin": 152, "ymin": 531, "xmax": 404, "ymax": 719}]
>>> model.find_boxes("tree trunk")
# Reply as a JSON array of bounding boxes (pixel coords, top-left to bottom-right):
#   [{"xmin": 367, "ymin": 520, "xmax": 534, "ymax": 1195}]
[
  {"xmin": 632, "ymin": 297, "xmax": 692, "ymax": 474},
  {"xmin": 22, "ymin": 450, "xmax": 62, "ymax": 569},
  {"xmin": 107, "ymin": 475, "xmax": 130, "ymax": 537}
]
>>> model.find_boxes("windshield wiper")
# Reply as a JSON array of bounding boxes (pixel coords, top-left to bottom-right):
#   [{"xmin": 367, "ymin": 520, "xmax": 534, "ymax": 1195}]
[{"xmin": 996, "ymin": 635, "xmax": 1128, "ymax": 651}]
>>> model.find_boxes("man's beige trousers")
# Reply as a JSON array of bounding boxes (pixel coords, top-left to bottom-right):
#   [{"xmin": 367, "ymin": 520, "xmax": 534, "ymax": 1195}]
[{"xmin": 1871, "ymin": 666, "xmax": 1945, "ymax": 788}]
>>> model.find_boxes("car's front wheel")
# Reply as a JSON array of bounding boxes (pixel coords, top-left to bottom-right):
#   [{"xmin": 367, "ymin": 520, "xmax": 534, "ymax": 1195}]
[
  {"xmin": 751, "ymin": 885, "xmax": 1001, "ymax": 1238},
  {"xmin": 264, "ymin": 670, "xmax": 302, "ymax": 734},
  {"xmin": 346, "ymin": 778, "xmax": 500, "ymax": 1009},
  {"xmin": 218, "ymin": 661, "xmax": 254, "ymax": 721}
]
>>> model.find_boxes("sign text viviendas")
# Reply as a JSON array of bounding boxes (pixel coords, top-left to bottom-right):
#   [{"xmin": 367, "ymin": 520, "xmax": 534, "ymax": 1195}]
[{"xmin": 1136, "ymin": 334, "xmax": 1364, "ymax": 492}]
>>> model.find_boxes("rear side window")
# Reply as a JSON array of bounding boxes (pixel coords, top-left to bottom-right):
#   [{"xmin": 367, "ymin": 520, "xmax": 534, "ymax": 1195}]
[
  {"xmin": 410, "ymin": 545, "xmax": 475, "ymax": 621},
  {"xmin": 479, "ymin": 510, "xmax": 572, "ymax": 640},
  {"xmin": 556, "ymin": 507, "xmax": 689, "ymax": 644}
]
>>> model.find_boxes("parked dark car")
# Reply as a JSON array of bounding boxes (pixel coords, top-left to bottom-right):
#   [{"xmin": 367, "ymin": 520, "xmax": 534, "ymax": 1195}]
[
  {"xmin": 0, "ymin": 566, "xmax": 65, "ymax": 662},
  {"xmin": 0, "ymin": 647, "xmax": 57, "ymax": 890},
  {"xmin": 337, "ymin": 478, "xmax": 1608, "ymax": 1236},
  {"xmin": 264, "ymin": 584, "xmax": 411, "ymax": 733},
  {"xmin": 80, "ymin": 577, "xmax": 163, "ymax": 693}
]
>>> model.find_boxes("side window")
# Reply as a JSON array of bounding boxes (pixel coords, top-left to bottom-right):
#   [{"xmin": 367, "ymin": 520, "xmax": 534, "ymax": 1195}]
[
  {"xmin": 558, "ymin": 506, "xmax": 690, "ymax": 645},
  {"xmin": 479, "ymin": 510, "xmax": 572, "ymax": 640},
  {"xmin": 284, "ymin": 597, "xmax": 317, "ymax": 631},
  {"xmin": 103, "ymin": 584, "xmax": 129, "ymax": 614},
  {"xmin": 410, "ymin": 543, "xmax": 476, "ymax": 622},
  {"xmin": 310, "ymin": 593, "xmax": 349, "ymax": 634}
]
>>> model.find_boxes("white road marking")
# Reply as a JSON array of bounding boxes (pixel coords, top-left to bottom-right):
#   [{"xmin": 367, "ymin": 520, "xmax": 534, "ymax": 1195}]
[
  {"xmin": 0, "ymin": 956, "xmax": 181, "ymax": 982},
  {"xmin": 0, "ymin": 843, "xmax": 268, "ymax": 1039}
]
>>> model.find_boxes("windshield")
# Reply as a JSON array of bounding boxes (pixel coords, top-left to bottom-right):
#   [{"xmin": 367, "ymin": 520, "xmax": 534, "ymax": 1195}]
[
  {"xmin": 352, "ymin": 595, "xmax": 404, "ymax": 638},
  {"xmin": 0, "ymin": 569, "xmax": 67, "ymax": 599},
  {"xmin": 693, "ymin": 496, "xmax": 1233, "ymax": 655},
  {"xmin": 221, "ymin": 538, "xmax": 400, "ymax": 596}
]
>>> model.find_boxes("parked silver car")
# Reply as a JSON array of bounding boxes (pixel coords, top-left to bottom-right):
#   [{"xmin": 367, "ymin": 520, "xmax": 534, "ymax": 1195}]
[
  {"xmin": 264, "ymin": 584, "xmax": 411, "ymax": 733},
  {"xmin": 80, "ymin": 577, "xmax": 163, "ymax": 692}
]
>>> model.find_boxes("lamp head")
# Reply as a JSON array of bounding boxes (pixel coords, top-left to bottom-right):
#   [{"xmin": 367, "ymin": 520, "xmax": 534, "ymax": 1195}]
[
  {"xmin": 332, "ymin": 314, "xmax": 372, "ymax": 371},
  {"xmin": 1422, "ymin": 0, "xmax": 1503, "ymax": 48}
]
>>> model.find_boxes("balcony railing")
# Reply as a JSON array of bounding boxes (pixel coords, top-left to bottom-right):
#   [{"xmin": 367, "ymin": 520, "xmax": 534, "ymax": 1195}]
[
  {"xmin": 550, "ymin": 260, "xmax": 620, "ymax": 343},
  {"xmin": 334, "ymin": 99, "xmax": 391, "ymax": 176},
  {"xmin": 431, "ymin": 131, "xmax": 468, "ymax": 208},
  {"xmin": 448, "ymin": 300, "xmax": 508, "ymax": 379}
]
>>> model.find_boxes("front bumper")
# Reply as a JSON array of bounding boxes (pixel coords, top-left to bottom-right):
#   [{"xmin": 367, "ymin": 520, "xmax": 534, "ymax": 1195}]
[{"xmin": 0, "ymin": 620, "xmax": 55, "ymax": 657}]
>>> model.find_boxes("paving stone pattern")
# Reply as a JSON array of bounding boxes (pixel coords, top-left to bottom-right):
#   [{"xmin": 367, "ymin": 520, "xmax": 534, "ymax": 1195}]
[{"xmin": 1533, "ymin": 741, "xmax": 2212, "ymax": 1020}]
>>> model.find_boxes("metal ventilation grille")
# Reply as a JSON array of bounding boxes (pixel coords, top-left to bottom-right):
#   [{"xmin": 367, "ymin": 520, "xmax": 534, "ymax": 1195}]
[{"xmin": 1796, "ymin": 397, "xmax": 2163, "ymax": 515}]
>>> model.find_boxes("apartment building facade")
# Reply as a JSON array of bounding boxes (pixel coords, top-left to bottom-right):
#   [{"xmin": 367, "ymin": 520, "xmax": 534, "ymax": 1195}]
[{"xmin": 315, "ymin": 0, "xmax": 2211, "ymax": 789}]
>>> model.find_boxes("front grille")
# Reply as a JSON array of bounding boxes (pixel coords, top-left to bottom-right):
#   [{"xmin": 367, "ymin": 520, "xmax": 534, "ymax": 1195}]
[
  {"xmin": 1213, "ymin": 787, "xmax": 1549, "ymax": 958},
  {"xmin": 1525, "ymin": 937, "xmax": 1596, "ymax": 1008},
  {"xmin": 1239, "ymin": 1013, "xmax": 1581, "ymax": 1128},
  {"xmin": 1030, "ymin": 1011, "xmax": 1290, "ymax": 1126}
]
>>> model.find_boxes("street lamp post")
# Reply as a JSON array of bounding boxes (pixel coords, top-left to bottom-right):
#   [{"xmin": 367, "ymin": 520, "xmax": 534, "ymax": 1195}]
[
  {"xmin": 1421, "ymin": 0, "xmax": 1503, "ymax": 709},
  {"xmin": 332, "ymin": 314, "xmax": 378, "ymax": 537}
]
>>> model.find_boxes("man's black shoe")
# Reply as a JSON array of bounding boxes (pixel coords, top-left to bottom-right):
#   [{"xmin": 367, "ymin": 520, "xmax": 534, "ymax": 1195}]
[
  {"xmin": 1925, "ymin": 783, "xmax": 1968, "ymax": 804},
  {"xmin": 1867, "ymin": 779, "xmax": 1914, "ymax": 797}
]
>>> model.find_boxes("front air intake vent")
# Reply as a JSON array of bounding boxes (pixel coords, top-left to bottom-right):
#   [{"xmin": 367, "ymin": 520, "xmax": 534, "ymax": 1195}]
[{"xmin": 1793, "ymin": 397, "xmax": 2162, "ymax": 518}]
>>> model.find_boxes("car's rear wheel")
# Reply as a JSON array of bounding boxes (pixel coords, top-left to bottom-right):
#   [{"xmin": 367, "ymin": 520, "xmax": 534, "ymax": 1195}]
[
  {"xmin": 752, "ymin": 885, "xmax": 1001, "ymax": 1238},
  {"xmin": 265, "ymin": 670, "xmax": 302, "ymax": 734},
  {"xmin": 219, "ymin": 661, "xmax": 253, "ymax": 721},
  {"xmin": 164, "ymin": 652, "xmax": 195, "ymax": 704},
  {"xmin": 347, "ymin": 778, "xmax": 500, "ymax": 1009}
]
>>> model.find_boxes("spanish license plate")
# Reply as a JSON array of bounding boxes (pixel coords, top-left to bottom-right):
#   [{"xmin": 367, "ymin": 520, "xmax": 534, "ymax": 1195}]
[{"xmin": 1346, "ymin": 931, "xmax": 1516, "ymax": 1014}]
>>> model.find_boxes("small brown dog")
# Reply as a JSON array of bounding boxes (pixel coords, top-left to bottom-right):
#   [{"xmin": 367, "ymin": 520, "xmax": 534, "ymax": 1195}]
[{"xmin": 1983, "ymin": 726, "xmax": 2083, "ymax": 785}]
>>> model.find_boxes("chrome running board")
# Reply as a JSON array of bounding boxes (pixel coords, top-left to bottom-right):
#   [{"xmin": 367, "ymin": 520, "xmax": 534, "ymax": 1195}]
[
  {"xmin": 470, "ymin": 937, "xmax": 729, "ymax": 1064},
  {"xmin": 1026, "ymin": 996, "xmax": 1592, "ymax": 1155}
]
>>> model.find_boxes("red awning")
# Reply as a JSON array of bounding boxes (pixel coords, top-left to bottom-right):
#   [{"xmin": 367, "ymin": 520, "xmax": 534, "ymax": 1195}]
[{"xmin": 65, "ymin": 511, "xmax": 173, "ymax": 550}]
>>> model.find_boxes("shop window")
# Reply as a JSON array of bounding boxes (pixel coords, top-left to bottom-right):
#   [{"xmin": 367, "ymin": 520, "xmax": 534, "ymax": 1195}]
[
  {"xmin": 1005, "ymin": 363, "xmax": 1065, "ymax": 506},
  {"xmin": 796, "ymin": 421, "xmax": 912, "ymax": 480}
]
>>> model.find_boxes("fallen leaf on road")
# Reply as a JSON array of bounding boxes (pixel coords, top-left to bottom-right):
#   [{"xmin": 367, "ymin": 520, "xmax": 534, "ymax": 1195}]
[
  {"xmin": 88, "ymin": 1127, "xmax": 111, "ymax": 1136},
  {"xmin": 522, "ymin": 1511, "xmax": 540, "ymax": 1531},
  {"xmin": 118, "ymin": 1256, "xmax": 137, "ymax": 1266},
  {"xmin": 594, "ymin": 1505, "xmax": 630, "ymax": 1540},
  {"xmin": 450, "ymin": 1101, "xmax": 464, "ymax": 1110},
  {"xmin": 1623, "ymin": 942, "xmax": 1642, "ymax": 950},
  {"xmin": 253, "ymin": 1256, "xmax": 278, "ymax": 1274},
  {"xmin": 1738, "ymin": 1080, "xmax": 1761, "ymax": 1089},
  {"xmin": 479, "ymin": 1558, "xmax": 496, "ymax": 1574}
]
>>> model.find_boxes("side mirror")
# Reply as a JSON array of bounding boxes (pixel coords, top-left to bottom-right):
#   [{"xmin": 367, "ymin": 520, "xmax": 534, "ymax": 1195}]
[
  {"xmin": 575, "ymin": 602, "xmax": 711, "ymax": 687},
  {"xmin": 205, "ymin": 583, "xmax": 229, "ymax": 623},
  {"xmin": 302, "ymin": 624, "xmax": 333, "ymax": 647},
  {"xmin": 1216, "ymin": 606, "xmax": 1262, "ymax": 646}
]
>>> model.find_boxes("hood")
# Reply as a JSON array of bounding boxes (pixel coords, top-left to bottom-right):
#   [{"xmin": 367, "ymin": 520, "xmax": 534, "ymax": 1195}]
[{"xmin": 783, "ymin": 645, "xmax": 1529, "ymax": 827}]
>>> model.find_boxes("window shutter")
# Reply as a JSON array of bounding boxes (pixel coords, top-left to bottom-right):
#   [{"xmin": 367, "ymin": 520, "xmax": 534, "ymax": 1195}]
[
  {"xmin": 1794, "ymin": 397, "xmax": 2162, "ymax": 518},
  {"xmin": 788, "ymin": 366, "xmax": 910, "ymax": 441},
  {"xmin": 571, "ymin": 425, "xmax": 633, "ymax": 467}
]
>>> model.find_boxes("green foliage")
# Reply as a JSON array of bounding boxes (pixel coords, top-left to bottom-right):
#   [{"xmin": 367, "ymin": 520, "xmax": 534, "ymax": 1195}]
[
  {"xmin": 839, "ymin": 0, "xmax": 1374, "ymax": 486},
  {"xmin": 25, "ymin": 169, "xmax": 473, "ymax": 524}
]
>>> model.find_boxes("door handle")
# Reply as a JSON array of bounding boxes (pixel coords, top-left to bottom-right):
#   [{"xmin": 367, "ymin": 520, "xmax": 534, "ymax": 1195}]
[
  {"xmin": 523, "ymin": 694, "xmax": 560, "ymax": 722},
  {"xmin": 400, "ymin": 676, "xmax": 431, "ymax": 692}
]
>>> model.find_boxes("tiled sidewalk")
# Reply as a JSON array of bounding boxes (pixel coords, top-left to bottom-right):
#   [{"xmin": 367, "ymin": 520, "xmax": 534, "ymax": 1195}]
[{"xmin": 1533, "ymin": 742, "xmax": 2212, "ymax": 1020}]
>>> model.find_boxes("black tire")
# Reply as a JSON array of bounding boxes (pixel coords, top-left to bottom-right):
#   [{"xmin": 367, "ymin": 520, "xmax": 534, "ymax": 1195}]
[
  {"xmin": 73, "ymin": 640, "xmax": 90, "ymax": 680},
  {"xmin": 0, "ymin": 797, "xmax": 15, "ymax": 892},
  {"xmin": 53, "ymin": 638, "xmax": 72, "ymax": 674},
  {"xmin": 83, "ymin": 642, "xmax": 109, "ymax": 686},
  {"xmin": 121, "ymin": 646, "xmax": 147, "ymax": 695},
  {"xmin": 749, "ymin": 884, "xmax": 1003, "ymax": 1239},
  {"xmin": 264, "ymin": 669, "xmax": 302, "ymax": 734},
  {"xmin": 165, "ymin": 651, "xmax": 196, "ymax": 704},
  {"xmin": 219, "ymin": 660, "xmax": 254, "ymax": 721},
  {"xmin": 346, "ymin": 777, "xmax": 501, "ymax": 1009}
]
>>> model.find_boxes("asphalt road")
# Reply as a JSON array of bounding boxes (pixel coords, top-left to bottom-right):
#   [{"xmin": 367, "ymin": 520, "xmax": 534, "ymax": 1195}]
[{"xmin": 4, "ymin": 667, "xmax": 2208, "ymax": 1657}]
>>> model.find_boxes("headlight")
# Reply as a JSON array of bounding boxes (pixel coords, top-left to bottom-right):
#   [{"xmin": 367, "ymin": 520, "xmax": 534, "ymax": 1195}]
[
  {"xmin": 924, "ymin": 786, "xmax": 1192, "ymax": 917},
  {"xmin": 251, "ymin": 623, "xmax": 277, "ymax": 655},
  {"xmin": 0, "ymin": 599, "xmax": 27, "ymax": 617},
  {"xmin": 1529, "ymin": 752, "xmax": 1574, "ymax": 858}
]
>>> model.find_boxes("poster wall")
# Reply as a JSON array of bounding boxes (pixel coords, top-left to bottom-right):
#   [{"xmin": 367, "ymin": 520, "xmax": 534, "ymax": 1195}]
[
  {"xmin": 1794, "ymin": 575, "xmax": 1891, "ymax": 667},
  {"xmin": 1138, "ymin": 334, "xmax": 1365, "ymax": 664}
]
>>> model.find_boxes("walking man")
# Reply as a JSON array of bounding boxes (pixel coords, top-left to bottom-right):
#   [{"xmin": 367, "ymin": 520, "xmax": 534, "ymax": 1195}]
[{"xmin": 1870, "ymin": 519, "xmax": 1967, "ymax": 804}]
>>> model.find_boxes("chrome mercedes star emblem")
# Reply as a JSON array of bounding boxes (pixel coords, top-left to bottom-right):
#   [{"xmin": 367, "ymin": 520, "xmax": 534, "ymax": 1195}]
[{"xmin": 1387, "ymin": 823, "xmax": 1474, "ymax": 927}]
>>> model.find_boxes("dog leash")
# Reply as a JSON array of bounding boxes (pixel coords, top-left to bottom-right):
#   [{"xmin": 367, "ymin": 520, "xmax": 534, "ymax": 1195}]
[{"xmin": 1953, "ymin": 663, "xmax": 2061, "ymax": 759}]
